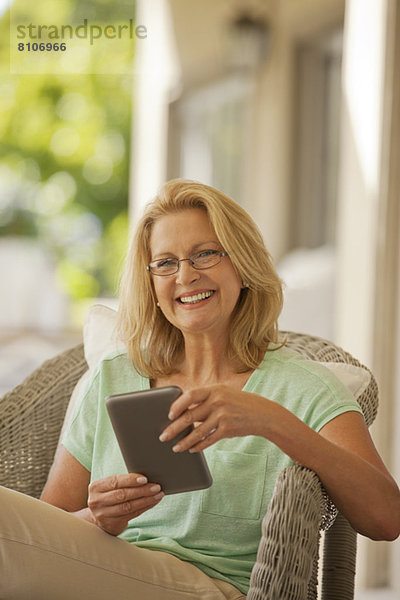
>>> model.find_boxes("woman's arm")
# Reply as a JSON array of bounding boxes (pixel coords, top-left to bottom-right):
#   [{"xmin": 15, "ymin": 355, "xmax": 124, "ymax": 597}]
[
  {"xmin": 160, "ymin": 385, "xmax": 400, "ymax": 541},
  {"xmin": 267, "ymin": 408, "xmax": 400, "ymax": 541},
  {"xmin": 41, "ymin": 445, "xmax": 92, "ymax": 515},
  {"xmin": 41, "ymin": 446, "xmax": 164, "ymax": 536}
]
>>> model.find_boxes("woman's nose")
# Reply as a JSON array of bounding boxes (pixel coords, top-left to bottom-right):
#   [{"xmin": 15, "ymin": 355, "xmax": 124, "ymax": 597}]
[{"xmin": 175, "ymin": 260, "xmax": 200, "ymax": 285}]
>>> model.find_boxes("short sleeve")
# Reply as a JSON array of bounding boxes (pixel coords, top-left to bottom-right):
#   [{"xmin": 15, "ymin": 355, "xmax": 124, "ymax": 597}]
[
  {"xmin": 62, "ymin": 369, "xmax": 100, "ymax": 472},
  {"xmin": 298, "ymin": 362, "xmax": 364, "ymax": 432},
  {"xmin": 249, "ymin": 348, "xmax": 365, "ymax": 434}
]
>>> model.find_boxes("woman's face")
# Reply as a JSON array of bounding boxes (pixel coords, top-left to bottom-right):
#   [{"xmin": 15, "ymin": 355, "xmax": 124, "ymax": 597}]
[{"xmin": 149, "ymin": 208, "xmax": 242, "ymax": 339}]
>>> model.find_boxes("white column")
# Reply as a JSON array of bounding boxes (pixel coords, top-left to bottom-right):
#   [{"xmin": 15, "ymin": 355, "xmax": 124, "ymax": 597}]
[
  {"xmin": 336, "ymin": 0, "xmax": 386, "ymax": 366},
  {"xmin": 337, "ymin": 0, "xmax": 400, "ymax": 593},
  {"xmin": 129, "ymin": 0, "xmax": 181, "ymax": 225}
]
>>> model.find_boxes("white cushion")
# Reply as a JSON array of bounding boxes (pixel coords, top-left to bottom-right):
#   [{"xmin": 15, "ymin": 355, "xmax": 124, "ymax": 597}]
[
  {"xmin": 83, "ymin": 303, "xmax": 124, "ymax": 368},
  {"xmin": 60, "ymin": 304, "xmax": 124, "ymax": 441},
  {"xmin": 318, "ymin": 361, "xmax": 370, "ymax": 400}
]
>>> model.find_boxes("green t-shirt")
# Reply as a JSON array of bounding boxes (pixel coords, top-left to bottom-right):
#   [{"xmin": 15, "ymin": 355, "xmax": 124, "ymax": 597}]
[{"xmin": 62, "ymin": 344, "xmax": 363, "ymax": 594}]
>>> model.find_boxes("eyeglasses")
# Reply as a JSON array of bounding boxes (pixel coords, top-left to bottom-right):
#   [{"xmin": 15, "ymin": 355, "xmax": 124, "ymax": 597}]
[{"xmin": 147, "ymin": 249, "xmax": 228, "ymax": 276}]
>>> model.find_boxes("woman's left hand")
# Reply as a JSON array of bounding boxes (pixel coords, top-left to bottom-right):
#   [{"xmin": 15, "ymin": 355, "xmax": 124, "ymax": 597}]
[{"xmin": 159, "ymin": 385, "xmax": 274, "ymax": 453}]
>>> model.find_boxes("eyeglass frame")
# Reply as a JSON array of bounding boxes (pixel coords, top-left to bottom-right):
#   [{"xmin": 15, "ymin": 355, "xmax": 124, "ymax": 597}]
[{"xmin": 146, "ymin": 250, "xmax": 229, "ymax": 276}]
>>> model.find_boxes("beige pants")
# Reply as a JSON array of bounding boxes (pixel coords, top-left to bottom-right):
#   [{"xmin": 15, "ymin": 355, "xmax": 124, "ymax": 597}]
[{"xmin": 0, "ymin": 486, "xmax": 246, "ymax": 600}]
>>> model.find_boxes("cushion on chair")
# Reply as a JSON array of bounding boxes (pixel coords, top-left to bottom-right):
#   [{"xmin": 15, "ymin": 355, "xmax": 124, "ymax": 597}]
[{"xmin": 59, "ymin": 305, "xmax": 124, "ymax": 442}]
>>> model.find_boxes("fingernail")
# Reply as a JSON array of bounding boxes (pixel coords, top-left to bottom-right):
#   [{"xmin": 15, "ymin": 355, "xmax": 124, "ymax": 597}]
[
  {"xmin": 168, "ymin": 411, "xmax": 174, "ymax": 420},
  {"xmin": 150, "ymin": 484, "xmax": 161, "ymax": 493},
  {"xmin": 136, "ymin": 476, "xmax": 148, "ymax": 484},
  {"xmin": 172, "ymin": 443, "xmax": 181, "ymax": 452},
  {"xmin": 159, "ymin": 432, "xmax": 168, "ymax": 442},
  {"xmin": 154, "ymin": 492, "xmax": 164, "ymax": 501}
]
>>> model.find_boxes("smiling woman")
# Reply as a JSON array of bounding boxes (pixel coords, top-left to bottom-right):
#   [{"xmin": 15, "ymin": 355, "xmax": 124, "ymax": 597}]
[
  {"xmin": 117, "ymin": 179, "xmax": 284, "ymax": 379},
  {"xmin": 3, "ymin": 178, "xmax": 398, "ymax": 600},
  {"xmin": 147, "ymin": 208, "xmax": 243, "ymax": 353}
]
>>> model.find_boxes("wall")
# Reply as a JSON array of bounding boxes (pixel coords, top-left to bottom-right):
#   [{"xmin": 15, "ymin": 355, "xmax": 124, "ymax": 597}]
[
  {"xmin": 247, "ymin": 0, "xmax": 345, "ymax": 261},
  {"xmin": 133, "ymin": 0, "xmax": 345, "ymax": 262}
]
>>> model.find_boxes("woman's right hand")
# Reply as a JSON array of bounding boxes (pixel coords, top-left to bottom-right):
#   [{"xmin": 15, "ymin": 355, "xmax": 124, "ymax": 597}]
[{"xmin": 86, "ymin": 473, "xmax": 164, "ymax": 536}]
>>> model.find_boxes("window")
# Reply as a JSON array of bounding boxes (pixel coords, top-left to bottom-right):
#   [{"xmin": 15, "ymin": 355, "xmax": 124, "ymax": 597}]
[
  {"xmin": 168, "ymin": 75, "xmax": 253, "ymax": 205},
  {"xmin": 290, "ymin": 28, "xmax": 343, "ymax": 249}
]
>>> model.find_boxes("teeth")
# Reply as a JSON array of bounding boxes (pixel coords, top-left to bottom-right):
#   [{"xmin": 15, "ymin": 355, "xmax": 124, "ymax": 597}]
[{"xmin": 180, "ymin": 290, "xmax": 214, "ymax": 304}]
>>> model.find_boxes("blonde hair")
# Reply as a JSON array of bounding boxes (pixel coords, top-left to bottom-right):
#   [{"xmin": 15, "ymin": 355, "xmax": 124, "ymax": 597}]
[{"xmin": 117, "ymin": 179, "xmax": 284, "ymax": 377}]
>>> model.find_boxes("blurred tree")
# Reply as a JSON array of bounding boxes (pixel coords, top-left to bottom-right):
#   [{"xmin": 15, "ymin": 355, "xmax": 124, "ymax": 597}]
[{"xmin": 0, "ymin": 0, "xmax": 134, "ymax": 303}]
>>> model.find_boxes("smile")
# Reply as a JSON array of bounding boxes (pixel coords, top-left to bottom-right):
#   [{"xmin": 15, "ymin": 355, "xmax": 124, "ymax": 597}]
[{"xmin": 178, "ymin": 290, "xmax": 215, "ymax": 304}]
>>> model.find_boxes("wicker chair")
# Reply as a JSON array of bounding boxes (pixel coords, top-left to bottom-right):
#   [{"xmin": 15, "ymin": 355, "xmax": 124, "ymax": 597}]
[{"xmin": 0, "ymin": 332, "xmax": 378, "ymax": 600}]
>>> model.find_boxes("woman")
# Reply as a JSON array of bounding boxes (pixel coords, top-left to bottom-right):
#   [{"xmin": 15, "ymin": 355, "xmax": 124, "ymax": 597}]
[{"xmin": 2, "ymin": 179, "xmax": 399, "ymax": 599}]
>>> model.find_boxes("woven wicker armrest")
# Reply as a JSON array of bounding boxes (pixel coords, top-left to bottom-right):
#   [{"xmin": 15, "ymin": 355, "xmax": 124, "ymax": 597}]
[
  {"xmin": 0, "ymin": 344, "xmax": 87, "ymax": 498},
  {"xmin": 247, "ymin": 332, "xmax": 379, "ymax": 600},
  {"xmin": 248, "ymin": 465, "xmax": 333, "ymax": 600}
]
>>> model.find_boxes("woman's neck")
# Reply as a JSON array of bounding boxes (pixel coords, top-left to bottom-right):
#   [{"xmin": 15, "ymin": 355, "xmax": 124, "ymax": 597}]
[
  {"xmin": 176, "ymin": 334, "xmax": 246, "ymax": 387},
  {"xmin": 151, "ymin": 336, "xmax": 253, "ymax": 390}
]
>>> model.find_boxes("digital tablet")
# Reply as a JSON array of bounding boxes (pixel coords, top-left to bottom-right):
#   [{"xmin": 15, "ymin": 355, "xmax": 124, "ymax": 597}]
[{"xmin": 105, "ymin": 386, "xmax": 213, "ymax": 495}]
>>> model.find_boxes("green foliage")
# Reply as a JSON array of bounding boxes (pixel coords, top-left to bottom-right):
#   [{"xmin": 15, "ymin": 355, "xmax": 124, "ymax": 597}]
[
  {"xmin": 57, "ymin": 259, "xmax": 100, "ymax": 299},
  {"xmin": 0, "ymin": 0, "xmax": 134, "ymax": 301}
]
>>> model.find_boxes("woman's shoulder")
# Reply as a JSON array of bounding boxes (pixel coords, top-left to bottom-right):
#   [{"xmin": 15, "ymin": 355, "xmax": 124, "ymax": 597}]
[
  {"xmin": 254, "ymin": 343, "xmax": 364, "ymax": 429},
  {"xmin": 262, "ymin": 342, "xmax": 327, "ymax": 371},
  {"xmin": 100, "ymin": 348, "xmax": 132, "ymax": 367},
  {"xmin": 260, "ymin": 342, "xmax": 313, "ymax": 369},
  {"xmin": 259, "ymin": 343, "xmax": 355, "ymax": 395},
  {"xmin": 89, "ymin": 349, "xmax": 146, "ymax": 387}
]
